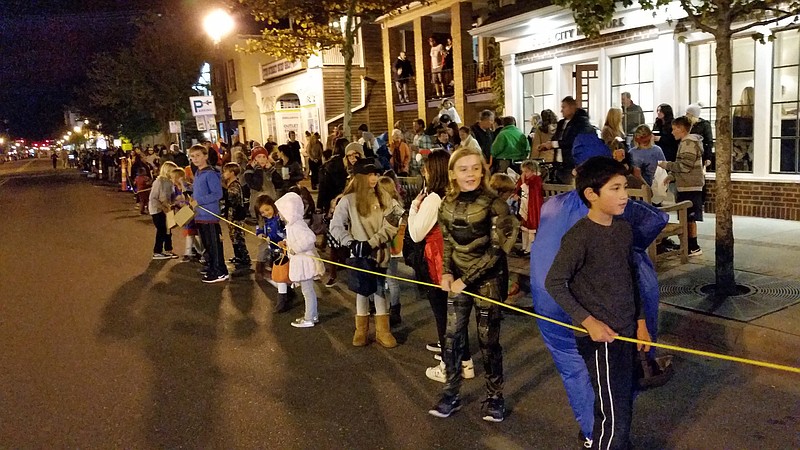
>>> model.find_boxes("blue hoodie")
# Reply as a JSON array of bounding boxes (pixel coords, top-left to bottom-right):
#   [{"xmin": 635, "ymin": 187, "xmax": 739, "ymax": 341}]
[
  {"xmin": 257, "ymin": 215, "xmax": 286, "ymax": 252},
  {"xmin": 193, "ymin": 166, "xmax": 222, "ymax": 223}
]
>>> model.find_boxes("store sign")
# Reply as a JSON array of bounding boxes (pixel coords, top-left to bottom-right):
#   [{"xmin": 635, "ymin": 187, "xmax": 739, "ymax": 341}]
[
  {"xmin": 529, "ymin": 16, "xmax": 628, "ymax": 50},
  {"xmin": 261, "ymin": 59, "xmax": 305, "ymax": 82}
]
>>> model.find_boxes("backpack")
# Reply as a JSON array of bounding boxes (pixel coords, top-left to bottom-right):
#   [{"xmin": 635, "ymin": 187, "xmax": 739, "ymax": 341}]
[{"xmin": 402, "ymin": 223, "xmax": 431, "ymax": 284}]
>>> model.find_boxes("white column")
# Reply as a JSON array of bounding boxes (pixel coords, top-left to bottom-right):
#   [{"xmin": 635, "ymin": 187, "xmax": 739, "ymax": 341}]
[
  {"xmin": 753, "ymin": 38, "xmax": 773, "ymax": 177},
  {"xmin": 503, "ymin": 53, "xmax": 516, "ymax": 118},
  {"xmin": 653, "ymin": 28, "xmax": 680, "ymax": 112}
]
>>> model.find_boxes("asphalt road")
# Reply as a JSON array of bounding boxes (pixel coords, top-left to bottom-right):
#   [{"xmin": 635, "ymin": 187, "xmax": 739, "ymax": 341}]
[{"xmin": 1, "ymin": 160, "xmax": 798, "ymax": 449}]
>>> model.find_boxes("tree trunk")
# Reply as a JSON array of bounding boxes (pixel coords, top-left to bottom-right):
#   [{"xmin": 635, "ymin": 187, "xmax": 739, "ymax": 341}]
[
  {"xmin": 342, "ymin": 0, "xmax": 357, "ymax": 140},
  {"xmin": 713, "ymin": 18, "xmax": 736, "ymax": 296}
]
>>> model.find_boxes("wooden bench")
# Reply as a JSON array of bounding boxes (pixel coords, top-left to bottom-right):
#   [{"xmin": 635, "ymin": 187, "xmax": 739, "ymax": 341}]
[{"xmin": 541, "ymin": 184, "xmax": 693, "ymax": 265}]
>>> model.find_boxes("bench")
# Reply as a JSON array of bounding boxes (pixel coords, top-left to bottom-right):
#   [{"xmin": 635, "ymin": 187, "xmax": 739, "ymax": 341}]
[{"xmin": 541, "ymin": 184, "xmax": 693, "ymax": 266}]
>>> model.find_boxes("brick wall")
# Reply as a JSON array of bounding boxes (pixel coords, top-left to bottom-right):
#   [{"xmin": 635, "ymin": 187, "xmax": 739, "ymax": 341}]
[{"xmin": 704, "ymin": 179, "xmax": 800, "ymax": 221}]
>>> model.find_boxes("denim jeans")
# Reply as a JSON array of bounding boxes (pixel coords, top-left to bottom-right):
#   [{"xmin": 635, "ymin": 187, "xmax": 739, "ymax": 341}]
[
  {"xmin": 299, "ymin": 280, "xmax": 318, "ymax": 321},
  {"xmin": 198, "ymin": 223, "xmax": 227, "ymax": 277},
  {"xmin": 442, "ymin": 285, "xmax": 503, "ymax": 398},
  {"xmin": 386, "ymin": 257, "xmax": 401, "ymax": 307}
]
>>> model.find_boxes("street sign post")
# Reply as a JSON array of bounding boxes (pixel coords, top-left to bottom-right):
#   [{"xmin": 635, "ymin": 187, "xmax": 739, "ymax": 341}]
[{"xmin": 189, "ymin": 96, "xmax": 216, "ymax": 117}]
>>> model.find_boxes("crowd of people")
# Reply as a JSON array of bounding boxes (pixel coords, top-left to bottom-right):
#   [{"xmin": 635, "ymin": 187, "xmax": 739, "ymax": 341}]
[{"xmin": 110, "ymin": 96, "xmax": 713, "ymax": 446}]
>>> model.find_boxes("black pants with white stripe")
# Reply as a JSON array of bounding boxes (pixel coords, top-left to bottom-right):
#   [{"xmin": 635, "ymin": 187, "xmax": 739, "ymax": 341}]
[{"xmin": 576, "ymin": 336, "xmax": 637, "ymax": 450}]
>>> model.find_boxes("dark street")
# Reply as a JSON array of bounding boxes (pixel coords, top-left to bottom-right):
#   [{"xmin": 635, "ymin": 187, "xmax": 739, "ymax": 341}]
[{"xmin": 0, "ymin": 160, "xmax": 798, "ymax": 449}]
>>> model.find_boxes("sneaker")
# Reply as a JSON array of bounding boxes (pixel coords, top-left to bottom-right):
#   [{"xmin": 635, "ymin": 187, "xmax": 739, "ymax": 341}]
[
  {"xmin": 202, "ymin": 273, "xmax": 229, "ymax": 284},
  {"xmin": 428, "ymin": 394, "xmax": 462, "ymax": 418},
  {"xmin": 164, "ymin": 252, "xmax": 179, "ymax": 259},
  {"xmin": 434, "ymin": 354, "xmax": 442, "ymax": 361},
  {"xmin": 481, "ymin": 395, "xmax": 505, "ymax": 423},
  {"xmin": 689, "ymin": 247, "xmax": 703, "ymax": 257},
  {"xmin": 426, "ymin": 342, "xmax": 442, "ymax": 353},
  {"xmin": 181, "ymin": 255, "xmax": 193, "ymax": 263},
  {"xmin": 324, "ymin": 277, "xmax": 337, "ymax": 288},
  {"xmin": 461, "ymin": 358, "xmax": 475, "ymax": 379},
  {"xmin": 579, "ymin": 432, "xmax": 593, "ymax": 449},
  {"xmin": 291, "ymin": 318, "xmax": 315, "ymax": 328},
  {"xmin": 152, "ymin": 253, "xmax": 171, "ymax": 260},
  {"xmin": 426, "ymin": 362, "xmax": 446, "ymax": 383}
]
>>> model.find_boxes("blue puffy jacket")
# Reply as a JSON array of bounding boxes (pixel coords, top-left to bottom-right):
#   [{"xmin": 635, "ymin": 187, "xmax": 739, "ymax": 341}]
[
  {"xmin": 529, "ymin": 190, "xmax": 667, "ymax": 439},
  {"xmin": 193, "ymin": 166, "xmax": 222, "ymax": 223},
  {"xmin": 256, "ymin": 215, "xmax": 286, "ymax": 252}
]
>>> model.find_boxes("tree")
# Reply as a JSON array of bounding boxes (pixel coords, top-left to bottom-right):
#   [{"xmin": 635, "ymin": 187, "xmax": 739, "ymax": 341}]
[
  {"xmin": 238, "ymin": 0, "xmax": 427, "ymax": 138},
  {"xmin": 555, "ymin": 0, "xmax": 800, "ymax": 297},
  {"xmin": 79, "ymin": 12, "xmax": 207, "ymax": 142}
]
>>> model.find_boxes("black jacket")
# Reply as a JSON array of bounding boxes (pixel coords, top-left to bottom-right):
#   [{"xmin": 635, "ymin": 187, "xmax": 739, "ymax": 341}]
[
  {"xmin": 317, "ymin": 155, "xmax": 348, "ymax": 214},
  {"xmin": 394, "ymin": 57, "xmax": 414, "ymax": 80},
  {"xmin": 690, "ymin": 118, "xmax": 714, "ymax": 168},
  {"xmin": 654, "ymin": 120, "xmax": 679, "ymax": 162},
  {"xmin": 553, "ymin": 109, "xmax": 594, "ymax": 168},
  {"xmin": 470, "ymin": 122, "xmax": 494, "ymax": 161}
]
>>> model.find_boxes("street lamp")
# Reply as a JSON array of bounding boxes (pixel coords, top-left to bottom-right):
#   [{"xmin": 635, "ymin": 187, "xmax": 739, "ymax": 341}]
[
  {"xmin": 73, "ymin": 125, "xmax": 82, "ymax": 133},
  {"xmin": 203, "ymin": 8, "xmax": 235, "ymax": 144}
]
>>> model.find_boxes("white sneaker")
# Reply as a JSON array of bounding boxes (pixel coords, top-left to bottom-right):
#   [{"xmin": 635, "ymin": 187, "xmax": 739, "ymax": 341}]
[
  {"xmin": 152, "ymin": 253, "xmax": 171, "ymax": 260},
  {"xmin": 425, "ymin": 359, "xmax": 475, "ymax": 382},
  {"xmin": 461, "ymin": 358, "xmax": 475, "ymax": 379},
  {"xmin": 426, "ymin": 362, "xmax": 446, "ymax": 383},
  {"xmin": 291, "ymin": 318, "xmax": 315, "ymax": 328}
]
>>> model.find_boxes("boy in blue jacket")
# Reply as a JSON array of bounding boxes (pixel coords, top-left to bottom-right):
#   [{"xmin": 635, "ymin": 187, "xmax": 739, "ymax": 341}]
[{"xmin": 189, "ymin": 144, "xmax": 229, "ymax": 283}]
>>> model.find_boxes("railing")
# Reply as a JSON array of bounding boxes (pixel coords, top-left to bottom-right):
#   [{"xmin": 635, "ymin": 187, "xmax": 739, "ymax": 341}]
[
  {"xmin": 464, "ymin": 61, "xmax": 495, "ymax": 95},
  {"xmin": 392, "ymin": 76, "xmax": 419, "ymax": 105},
  {"xmin": 417, "ymin": 61, "xmax": 496, "ymax": 102},
  {"xmin": 321, "ymin": 43, "xmax": 364, "ymax": 66}
]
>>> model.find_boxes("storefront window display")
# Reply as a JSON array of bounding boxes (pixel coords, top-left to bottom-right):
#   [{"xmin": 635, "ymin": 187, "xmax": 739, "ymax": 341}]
[
  {"xmin": 689, "ymin": 37, "xmax": 756, "ymax": 173},
  {"xmin": 522, "ymin": 69, "xmax": 554, "ymax": 133},
  {"xmin": 771, "ymin": 30, "xmax": 800, "ymax": 174},
  {"xmin": 610, "ymin": 52, "xmax": 654, "ymax": 133}
]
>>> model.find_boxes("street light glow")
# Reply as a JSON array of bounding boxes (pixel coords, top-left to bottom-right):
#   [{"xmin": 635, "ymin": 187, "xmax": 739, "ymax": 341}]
[
  {"xmin": 84, "ymin": 119, "xmax": 89, "ymax": 124},
  {"xmin": 73, "ymin": 125, "xmax": 82, "ymax": 133},
  {"xmin": 203, "ymin": 9, "xmax": 234, "ymax": 44}
]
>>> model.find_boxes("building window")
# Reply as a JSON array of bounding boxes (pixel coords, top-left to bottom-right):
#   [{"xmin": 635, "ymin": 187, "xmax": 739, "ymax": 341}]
[
  {"xmin": 772, "ymin": 30, "xmax": 800, "ymax": 174},
  {"xmin": 611, "ymin": 52, "xmax": 654, "ymax": 135},
  {"xmin": 522, "ymin": 69, "xmax": 554, "ymax": 133},
  {"xmin": 226, "ymin": 59, "xmax": 237, "ymax": 93},
  {"xmin": 689, "ymin": 38, "xmax": 755, "ymax": 172}
]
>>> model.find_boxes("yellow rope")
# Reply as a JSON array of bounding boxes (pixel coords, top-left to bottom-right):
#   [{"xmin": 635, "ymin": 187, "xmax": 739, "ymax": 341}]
[{"xmin": 194, "ymin": 205, "xmax": 800, "ymax": 375}]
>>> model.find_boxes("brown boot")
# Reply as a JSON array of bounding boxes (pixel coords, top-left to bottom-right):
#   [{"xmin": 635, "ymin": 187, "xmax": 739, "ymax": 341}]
[
  {"xmin": 255, "ymin": 262, "xmax": 265, "ymax": 281},
  {"xmin": 353, "ymin": 315, "xmax": 369, "ymax": 347},
  {"xmin": 374, "ymin": 314, "xmax": 398, "ymax": 348}
]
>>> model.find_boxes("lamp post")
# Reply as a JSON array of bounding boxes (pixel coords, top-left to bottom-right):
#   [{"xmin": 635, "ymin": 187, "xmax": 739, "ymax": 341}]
[{"xmin": 203, "ymin": 9, "xmax": 235, "ymax": 144}]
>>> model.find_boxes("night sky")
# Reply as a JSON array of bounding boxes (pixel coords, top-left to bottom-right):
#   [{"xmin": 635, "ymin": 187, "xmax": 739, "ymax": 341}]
[{"xmin": 0, "ymin": 0, "xmax": 175, "ymax": 140}]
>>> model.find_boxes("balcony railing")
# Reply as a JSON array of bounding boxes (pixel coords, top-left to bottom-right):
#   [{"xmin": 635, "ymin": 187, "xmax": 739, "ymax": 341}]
[
  {"xmin": 321, "ymin": 43, "xmax": 364, "ymax": 66},
  {"xmin": 464, "ymin": 61, "xmax": 495, "ymax": 95}
]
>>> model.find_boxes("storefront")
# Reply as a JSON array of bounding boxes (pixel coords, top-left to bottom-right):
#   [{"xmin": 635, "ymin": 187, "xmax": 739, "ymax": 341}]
[
  {"xmin": 472, "ymin": 2, "xmax": 800, "ymax": 220},
  {"xmin": 252, "ymin": 59, "xmax": 326, "ymax": 145}
]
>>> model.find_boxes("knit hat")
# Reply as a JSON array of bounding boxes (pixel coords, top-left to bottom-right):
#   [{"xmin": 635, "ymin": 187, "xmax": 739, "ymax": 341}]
[
  {"xmin": 344, "ymin": 142, "xmax": 365, "ymax": 158},
  {"xmin": 170, "ymin": 143, "xmax": 179, "ymax": 152},
  {"xmin": 686, "ymin": 104, "xmax": 702, "ymax": 118},
  {"xmin": 250, "ymin": 146, "xmax": 268, "ymax": 161},
  {"xmin": 353, "ymin": 157, "xmax": 382, "ymax": 175}
]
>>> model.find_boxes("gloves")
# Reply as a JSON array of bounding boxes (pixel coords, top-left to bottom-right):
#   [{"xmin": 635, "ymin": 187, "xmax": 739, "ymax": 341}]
[{"xmin": 349, "ymin": 240, "xmax": 372, "ymax": 258}]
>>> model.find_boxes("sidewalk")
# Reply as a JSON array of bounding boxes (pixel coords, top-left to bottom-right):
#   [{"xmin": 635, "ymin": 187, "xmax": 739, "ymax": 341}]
[{"xmin": 657, "ymin": 213, "xmax": 800, "ymax": 367}]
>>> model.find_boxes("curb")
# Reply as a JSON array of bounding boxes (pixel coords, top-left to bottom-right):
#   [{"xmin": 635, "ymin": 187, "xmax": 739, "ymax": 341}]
[{"xmin": 657, "ymin": 303, "xmax": 800, "ymax": 369}]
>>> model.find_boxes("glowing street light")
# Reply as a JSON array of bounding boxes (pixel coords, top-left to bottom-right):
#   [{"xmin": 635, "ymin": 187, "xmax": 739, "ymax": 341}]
[
  {"xmin": 84, "ymin": 119, "xmax": 89, "ymax": 124},
  {"xmin": 203, "ymin": 9, "xmax": 234, "ymax": 45},
  {"xmin": 73, "ymin": 125, "xmax": 82, "ymax": 133}
]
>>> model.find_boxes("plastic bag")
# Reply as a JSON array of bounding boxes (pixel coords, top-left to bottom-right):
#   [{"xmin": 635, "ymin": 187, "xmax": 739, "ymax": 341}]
[{"xmin": 651, "ymin": 166, "xmax": 669, "ymax": 204}]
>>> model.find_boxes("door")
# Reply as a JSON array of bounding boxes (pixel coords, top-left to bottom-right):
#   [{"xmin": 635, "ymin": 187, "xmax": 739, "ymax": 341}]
[{"xmin": 575, "ymin": 64, "xmax": 600, "ymax": 123}]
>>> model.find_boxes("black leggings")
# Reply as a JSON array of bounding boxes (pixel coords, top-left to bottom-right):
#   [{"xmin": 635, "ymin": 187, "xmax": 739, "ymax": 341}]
[
  {"xmin": 151, "ymin": 212, "xmax": 172, "ymax": 254},
  {"xmin": 198, "ymin": 223, "xmax": 228, "ymax": 277}
]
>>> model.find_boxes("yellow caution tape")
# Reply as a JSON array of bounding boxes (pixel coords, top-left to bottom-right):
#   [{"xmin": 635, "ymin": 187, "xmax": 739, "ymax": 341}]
[{"xmin": 195, "ymin": 205, "xmax": 800, "ymax": 375}]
